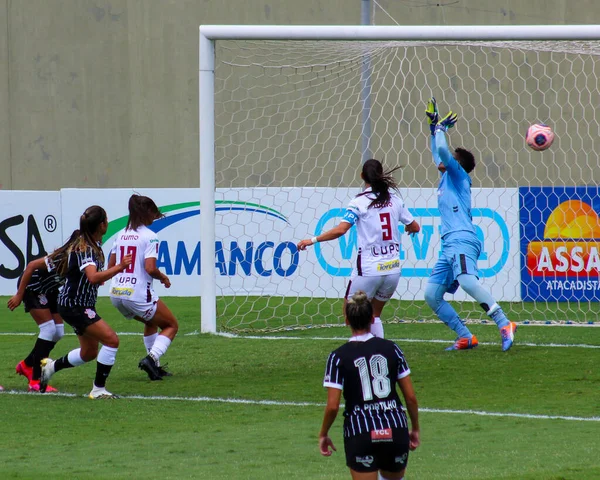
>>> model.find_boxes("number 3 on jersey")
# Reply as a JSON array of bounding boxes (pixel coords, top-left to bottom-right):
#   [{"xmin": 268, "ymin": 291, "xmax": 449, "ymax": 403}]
[
  {"xmin": 380, "ymin": 213, "xmax": 392, "ymax": 241},
  {"xmin": 120, "ymin": 245, "xmax": 137, "ymax": 273},
  {"xmin": 354, "ymin": 354, "xmax": 392, "ymax": 401}
]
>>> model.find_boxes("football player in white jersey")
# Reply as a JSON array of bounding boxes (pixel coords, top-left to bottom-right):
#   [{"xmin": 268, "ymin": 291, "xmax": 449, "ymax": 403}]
[
  {"xmin": 108, "ymin": 194, "xmax": 179, "ymax": 380},
  {"xmin": 298, "ymin": 159, "xmax": 420, "ymax": 338}
]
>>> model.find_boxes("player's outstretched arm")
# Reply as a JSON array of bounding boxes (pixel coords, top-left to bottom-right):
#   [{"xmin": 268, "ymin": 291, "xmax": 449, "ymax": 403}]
[
  {"xmin": 426, "ymin": 97, "xmax": 444, "ymax": 168},
  {"xmin": 297, "ymin": 222, "xmax": 352, "ymax": 251}
]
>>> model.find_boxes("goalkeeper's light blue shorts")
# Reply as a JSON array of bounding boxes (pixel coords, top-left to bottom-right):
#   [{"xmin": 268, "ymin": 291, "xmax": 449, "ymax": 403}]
[{"xmin": 428, "ymin": 232, "xmax": 481, "ymax": 294}]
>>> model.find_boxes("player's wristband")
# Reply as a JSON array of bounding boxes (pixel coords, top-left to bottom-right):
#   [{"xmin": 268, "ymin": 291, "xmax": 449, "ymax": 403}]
[{"xmin": 311, "ymin": 236, "xmax": 319, "ymax": 245}]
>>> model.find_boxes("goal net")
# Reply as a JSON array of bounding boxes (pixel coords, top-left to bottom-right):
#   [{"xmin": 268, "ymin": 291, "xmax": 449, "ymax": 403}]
[{"xmin": 199, "ymin": 26, "xmax": 600, "ymax": 333}]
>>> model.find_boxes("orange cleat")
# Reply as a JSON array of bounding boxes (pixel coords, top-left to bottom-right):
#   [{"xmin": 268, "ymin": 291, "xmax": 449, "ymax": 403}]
[
  {"xmin": 500, "ymin": 322, "xmax": 518, "ymax": 352},
  {"xmin": 16, "ymin": 360, "xmax": 33, "ymax": 381},
  {"xmin": 446, "ymin": 335, "xmax": 479, "ymax": 351}
]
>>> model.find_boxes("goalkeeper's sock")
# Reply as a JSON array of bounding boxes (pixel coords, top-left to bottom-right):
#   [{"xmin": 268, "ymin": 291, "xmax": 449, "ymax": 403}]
[
  {"xmin": 458, "ymin": 275, "xmax": 510, "ymax": 329},
  {"xmin": 436, "ymin": 301, "xmax": 472, "ymax": 339},
  {"xmin": 370, "ymin": 317, "xmax": 384, "ymax": 339},
  {"xmin": 487, "ymin": 303, "xmax": 510, "ymax": 329}
]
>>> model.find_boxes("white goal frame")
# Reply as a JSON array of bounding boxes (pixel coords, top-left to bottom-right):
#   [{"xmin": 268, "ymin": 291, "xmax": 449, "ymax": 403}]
[{"xmin": 198, "ymin": 24, "xmax": 600, "ymax": 333}]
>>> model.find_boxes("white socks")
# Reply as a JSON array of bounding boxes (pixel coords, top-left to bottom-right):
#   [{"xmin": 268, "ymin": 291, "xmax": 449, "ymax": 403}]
[
  {"xmin": 97, "ymin": 346, "xmax": 118, "ymax": 366},
  {"xmin": 38, "ymin": 320, "xmax": 56, "ymax": 341},
  {"xmin": 149, "ymin": 335, "xmax": 171, "ymax": 361},
  {"xmin": 371, "ymin": 317, "xmax": 384, "ymax": 338},
  {"xmin": 67, "ymin": 348, "xmax": 86, "ymax": 367},
  {"xmin": 53, "ymin": 323, "xmax": 65, "ymax": 342}
]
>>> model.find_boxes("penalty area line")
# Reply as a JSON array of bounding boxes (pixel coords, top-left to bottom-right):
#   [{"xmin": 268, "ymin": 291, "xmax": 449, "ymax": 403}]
[{"xmin": 1, "ymin": 390, "xmax": 599, "ymax": 423}]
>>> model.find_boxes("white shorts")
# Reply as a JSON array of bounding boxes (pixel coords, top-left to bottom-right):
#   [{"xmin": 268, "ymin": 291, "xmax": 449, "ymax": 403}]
[
  {"xmin": 111, "ymin": 297, "xmax": 158, "ymax": 322},
  {"xmin": 345, "ymin": 273, "xmax": 401, "ymax": 302}
]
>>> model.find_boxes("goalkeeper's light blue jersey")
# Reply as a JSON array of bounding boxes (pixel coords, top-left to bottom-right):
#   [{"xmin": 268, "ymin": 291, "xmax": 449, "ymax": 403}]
[{"xmin": 430, "ymin": 130, "xmax": 477, "ymax": 239}]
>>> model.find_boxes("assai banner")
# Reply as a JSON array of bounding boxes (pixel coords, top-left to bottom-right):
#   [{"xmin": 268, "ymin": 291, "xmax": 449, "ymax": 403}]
[
  {"xmin": 59, "ymin": 187, "xmax": 520, "ymax": 301},
  {"xmin": 0, "ymin": 191, "xmax": 63, "ymax": 294},
  {"xmin": 520, "ymin": 186, "xmax": 600, "ymax": 301}
]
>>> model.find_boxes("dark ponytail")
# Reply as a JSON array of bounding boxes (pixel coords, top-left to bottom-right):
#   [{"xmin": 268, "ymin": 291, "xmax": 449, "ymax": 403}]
[
  {"xmin": 362, "ymin": 159, "xmax": 400, "ymax": 208},
  {"xmin": 126, "ymin": 194, "xmax": 163, "ymax": 231},
  {"xmin": 48, "ymin": 206, "xmax": 107, "ymax": 276}
]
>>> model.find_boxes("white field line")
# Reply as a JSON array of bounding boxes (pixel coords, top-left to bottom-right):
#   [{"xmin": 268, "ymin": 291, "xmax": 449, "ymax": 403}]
[
  {"xmin": 0, "ymin": 389, "xmax": 598, "ymax": 422},
  {"xmin": 215, "ymin": 332, "xmax": 600, "ymax": 349},
  {"xmin": 1, "ymin": 331, "xmax": 599, "ymax": 349}
]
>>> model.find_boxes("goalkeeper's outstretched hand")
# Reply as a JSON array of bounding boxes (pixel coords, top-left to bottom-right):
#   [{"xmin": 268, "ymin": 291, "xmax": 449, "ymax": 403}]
[
  {"xmin": 436, "ymin": 111, "xmax": 458, "ymax": 132},
  {"xmin": 425, "ymin": 97, "xmax": 439, "ymax": 135}
]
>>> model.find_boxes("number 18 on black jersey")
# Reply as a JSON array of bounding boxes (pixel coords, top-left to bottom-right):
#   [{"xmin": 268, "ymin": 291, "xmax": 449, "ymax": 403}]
[{"xmin": 323, "ymin": 336, "xmax": 411, "ymax": 438}]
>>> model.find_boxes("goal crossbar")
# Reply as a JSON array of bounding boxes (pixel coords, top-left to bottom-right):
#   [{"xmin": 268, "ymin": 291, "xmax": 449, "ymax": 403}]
[{"xmin": 199, "ymin": 25, "xmax": 600, "ymax": 333}]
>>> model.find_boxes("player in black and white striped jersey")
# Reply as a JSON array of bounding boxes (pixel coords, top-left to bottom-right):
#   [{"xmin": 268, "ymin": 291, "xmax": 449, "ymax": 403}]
[
  {"xmin": 38, "ymin": 205, "xmax": 132, "ymax": 399},
  {"xmin": 7, "ymin": 247, "xmax": 72, "ymax": 392},
  {"xmin": 319, "ymin": 291, "xmax": 420, "ymax": 480}
]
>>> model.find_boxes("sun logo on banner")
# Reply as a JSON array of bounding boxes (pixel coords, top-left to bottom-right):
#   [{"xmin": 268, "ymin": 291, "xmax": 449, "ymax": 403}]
[{"xmin": 526, "ymin": 200, "xmax": 600, "ymax": 277}]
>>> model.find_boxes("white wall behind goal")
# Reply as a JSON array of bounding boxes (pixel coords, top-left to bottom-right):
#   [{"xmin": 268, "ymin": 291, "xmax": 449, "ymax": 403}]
[{"xmin": 1, "ymin": 188, "xmax": 520, "ymax": 301}]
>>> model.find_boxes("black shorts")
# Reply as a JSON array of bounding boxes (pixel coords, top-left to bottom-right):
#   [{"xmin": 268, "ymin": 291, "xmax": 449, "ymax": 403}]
[
  {"xmin": 23, "ymin": 289, "xmax": 59, "ymax": 314},
  {"xmin": 57, "ymin": 305, "xmax": 102, "ymax": 336},
  {"xmin": 344, "ymin": 427, "xmax": 410, "ymax": 473}
]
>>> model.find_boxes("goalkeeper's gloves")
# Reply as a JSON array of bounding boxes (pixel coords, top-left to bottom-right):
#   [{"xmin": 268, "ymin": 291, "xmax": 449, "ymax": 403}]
[
  {"xmin": 435, "ymin": 111, "xmax": 458, "ymax": 133},
  {"xmin": 425, "ymin": 97, "xmax": 439, "ymax": 135}
]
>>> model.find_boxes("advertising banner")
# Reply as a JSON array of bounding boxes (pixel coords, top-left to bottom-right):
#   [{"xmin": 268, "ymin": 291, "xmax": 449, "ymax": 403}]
[
  {"xmin": 60, "ymin": 187, "xmax": 520, "ymax": 301},
  {"xmin": 0, "ymin": 191, "xmax": 63, "ymax": 294},
  {"xmin": 520, "ymin": 186, "xmax": 600, "ymax": 301}
]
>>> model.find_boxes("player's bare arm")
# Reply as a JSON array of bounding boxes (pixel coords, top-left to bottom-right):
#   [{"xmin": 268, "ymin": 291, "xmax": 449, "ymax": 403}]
[
  {"xmin": 145, "ymin": 257, "xmax": 171, "ymax": 288},
  {"xmin": 7, "ymin": 257, "xmax": 48, "ymax": 311},
  {"xmin": 404, "ymin": 220, "xmax": 420, "ymax": 236},
  {"xmin": 84, "ymin": 254, "xmax": 132, "ymax": 285},
  {"xmin": 318, "ymin": 387, "xmax": 341, "ymax": 456},
  {"xmin": 398, "ymin": 375, "xmax": 420, "ymax": 451},
  {"xmin": 297, "ymin": 222, "xmax": 352, "ymax": 251}
]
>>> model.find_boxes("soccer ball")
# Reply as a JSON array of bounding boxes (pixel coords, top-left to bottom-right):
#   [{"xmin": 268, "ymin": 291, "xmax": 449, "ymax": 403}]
[{"xmin": 526, "ymin": 124, "xmax": 555, "ymax": 151}]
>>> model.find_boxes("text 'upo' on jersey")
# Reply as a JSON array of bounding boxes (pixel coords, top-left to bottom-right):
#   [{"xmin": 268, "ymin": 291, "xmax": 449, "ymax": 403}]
[{"xmin": 109, "ymin": 226, "xmax": 160, "ymax": 303}]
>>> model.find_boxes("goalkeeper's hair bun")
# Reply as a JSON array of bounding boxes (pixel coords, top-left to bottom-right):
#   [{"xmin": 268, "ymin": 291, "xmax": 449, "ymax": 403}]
[{"xmin": 345, "ymin": 290, "xmax": 373, "ymax": 331}]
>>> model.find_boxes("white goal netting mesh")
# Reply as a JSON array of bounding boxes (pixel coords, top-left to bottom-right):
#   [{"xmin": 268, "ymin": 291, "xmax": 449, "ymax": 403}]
[{"xmin": 212, "ymin": 39, "xmax": 600, "ymax": 332}]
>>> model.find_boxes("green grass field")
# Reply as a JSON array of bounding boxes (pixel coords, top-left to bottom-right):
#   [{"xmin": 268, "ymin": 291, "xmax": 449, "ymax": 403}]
[{"xmin": 1, "ymin": 297, "xmax": 599, "ymax": 479}]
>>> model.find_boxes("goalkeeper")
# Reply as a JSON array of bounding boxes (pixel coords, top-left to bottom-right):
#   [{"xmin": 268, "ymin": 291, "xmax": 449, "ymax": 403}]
[{"xmin": 424, "ymin": 97, "xmax": 517, "ymax": 351}]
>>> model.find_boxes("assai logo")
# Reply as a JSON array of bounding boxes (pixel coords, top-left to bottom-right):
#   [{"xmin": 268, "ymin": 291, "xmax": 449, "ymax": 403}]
[
  {"xmin": 520, "ymin": 187, "xmax": 600, "ymax": 301},
  {"xmin": 103, "ymin": 200, "xmax": 297, "ymax": 277}
]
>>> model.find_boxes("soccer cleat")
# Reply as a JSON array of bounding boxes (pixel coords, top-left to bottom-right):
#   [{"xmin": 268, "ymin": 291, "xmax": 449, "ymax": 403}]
[
  {"xmin": 28, "ymin": 380, "xmax": 58, "ymax": 393},
  {"xmin": 138, "ymin": 355, "xmax": 162, "ymax": 381},
  {"xmin": 16, "ymin": 360, "xmax": 33, "ymax": 382},
  {"xmin": 445, "ymin": 335, "xmax": 479, "ymax": 351},
  {"xmin": 39, "ymin": 358, "xmax": 56, "ymax": 393},
  {"xmin": 157, "ymin": 364, "xmax": 173, "ymax": 378},
  {"xmin": 89, "ymin": 386, "xmax": 119, "ymax": 399},
  {"xmin": 500, "ymin": 322, "xmax": 518, "ymax": 352}
]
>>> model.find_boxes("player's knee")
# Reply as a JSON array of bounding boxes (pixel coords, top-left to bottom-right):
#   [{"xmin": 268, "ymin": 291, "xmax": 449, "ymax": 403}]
[
  {"xmin": 80, "ymin": 346, "xmax": 98, "ymax": 362},
  {"xmin": 379, "ymin": 469, "xmax": 405, "ymax": 480},
  {"xmin": 38, "ymin": 320, "xmax": 57, "ymax": 342},
  {"xmin": 52, "ymin": 323, "xmax": 65, "ymax": 342},
  {"xmin": 104, "ymin": 334, "xmax": 120, "ymax": 349}
]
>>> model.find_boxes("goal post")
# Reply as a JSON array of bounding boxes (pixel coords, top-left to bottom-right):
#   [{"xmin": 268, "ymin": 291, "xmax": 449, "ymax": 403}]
[{"xmin": 199, "ymin": 25, "xmax": 600, "ymax": 334}]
